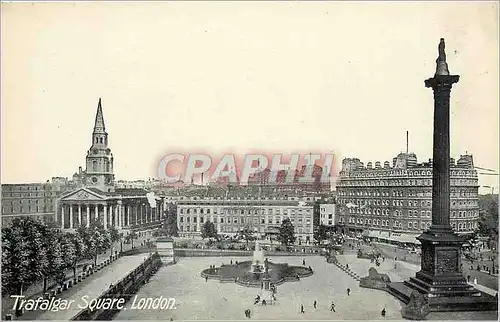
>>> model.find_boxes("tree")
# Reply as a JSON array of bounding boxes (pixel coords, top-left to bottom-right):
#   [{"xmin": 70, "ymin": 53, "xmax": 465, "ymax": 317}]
[
  {"xmin": 1, "ymin": 218, "xmax": 50, "ymax": 296},
  {"xmin": 108, "ymin": 226, "xmax": 120, "ymax": 255},
  {"xmin": 69, "ymin": 231, "xmax": 87, "ymax": 280},
  {"xmin": 278, "ymin": 217, "xmax": 296, "ymax": 246},
  {"xmin": 161, "ymin": 202, "xmax": 179, "ymax": 237},
  {"xmin": 125, "ymin": 231, "xmax": 138, "ymax": 249},
  {"xmin": 478, "ymin": 194, "xmax": 499, "ymax": 237},
  {"xmin": 201, "ymin": 220, "xmax": 217, "ymax": 240},
  {"xmin": 48, "ymin": 233, "xmax": 67, "ymax": 287},
  {"xmin": 239, "ymin": 226, "xmax": 255, "ymax": 245},
  {"xmin": 314, "ymin": 224, "xmax": 329, "ymax": 244},
  {"xmin": 81, "ymin": 222, "xmax": 111, "ymax": 266},
  {"xmin": 60, "ymin": 233, "xmax": 77, "ymax": 279}
]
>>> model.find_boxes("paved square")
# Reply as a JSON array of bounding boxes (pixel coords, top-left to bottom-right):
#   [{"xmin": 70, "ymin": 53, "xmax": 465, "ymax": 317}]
[{"xmin": 116, "ymin": 256, "xmax": 403, "ymax": 320}]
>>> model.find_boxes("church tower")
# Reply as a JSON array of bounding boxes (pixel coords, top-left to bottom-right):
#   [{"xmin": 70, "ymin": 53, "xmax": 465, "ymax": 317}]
[{"xmin": 85, "ymin": 98, "xmax": 115, "ymax": 192}]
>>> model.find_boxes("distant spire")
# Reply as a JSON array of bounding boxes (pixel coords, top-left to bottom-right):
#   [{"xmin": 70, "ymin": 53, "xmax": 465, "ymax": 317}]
[
  {"xmin": 93, "ymin": 98, "xmax": 106, "ymax": 134},
  {"xmin": 435, "ymin": 38, "xmax": 450, "ymax": 76}
]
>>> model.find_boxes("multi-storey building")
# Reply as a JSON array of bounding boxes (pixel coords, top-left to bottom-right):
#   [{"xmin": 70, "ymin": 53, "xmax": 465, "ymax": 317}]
[
  {"xmin": 176, "ymin": 197, "xmax": 315, "ymax": 244},
  {"xmin": 1, "ymin": 179, "xmax": 72, "ymax": 226},
  {"xmin": 319, "ymin": 203, "xmax": 336, "ymax": 227},
  {"xmin": 336, "ymin": 152, "xmax": 479, "ymax": 243}
]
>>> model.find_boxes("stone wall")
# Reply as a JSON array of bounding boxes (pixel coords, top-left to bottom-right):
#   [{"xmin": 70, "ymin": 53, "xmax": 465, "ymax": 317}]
[{"xmin": 70, "ymin": 253, "xmax": 162, "ymax": 321}]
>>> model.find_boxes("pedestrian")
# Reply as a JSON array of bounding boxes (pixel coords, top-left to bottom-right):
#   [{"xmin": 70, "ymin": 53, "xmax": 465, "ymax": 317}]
[
  {"xmin": 301, "ymin": 305, "xmax": 305, "ymax": 313},
  {"xmin": 467, "ymin": 275, "xmax": 470, "ymax": 283},
  {"xmin": 381, "ymin": 308, "xmax": 386, "ymax": 317},
  {"xmin": 474, "ymin": 277, "xmax": 478, "ymax": 285},
  {"xmin": 231, "ymin": 260, "xmax": 233, "ymax": 265},
  {"xmin": 347, "ymin": 288, "xmax": 351, "ymax": 296},
  {"xmin": 346, "ymin": 264, "xmax": 349, "ymax": 269},
  {"xmin": 330, "ymin": 302, "xmax": 336, "ymax": 312},
  {"xmin": 303, "ymin": 259, "xmax": 306, "ymax": 266},
  {"xmin": 205, "ymin": 276, "xmax": 208, "ymax": 282},
  {"xmin": 314, "ymin": 300, "xmax": 317, "ymax": 309}
]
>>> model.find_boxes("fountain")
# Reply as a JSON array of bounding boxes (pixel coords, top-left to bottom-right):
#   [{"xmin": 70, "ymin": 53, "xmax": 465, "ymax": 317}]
[
  {"xmin": 201, "ymin": 239, "xmax": 314, "ymax": 292},
  {"xmin": 251, "ymin": 240, "xmax": 265, "ymax": 273}
]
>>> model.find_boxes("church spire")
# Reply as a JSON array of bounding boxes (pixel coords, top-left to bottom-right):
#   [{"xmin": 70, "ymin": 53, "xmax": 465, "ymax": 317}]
[{"xmin": 93, "ymin": 98, "xmax": 106, "ymax": 134}]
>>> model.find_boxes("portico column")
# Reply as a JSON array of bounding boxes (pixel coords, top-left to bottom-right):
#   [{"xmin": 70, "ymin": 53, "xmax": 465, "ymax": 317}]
[
  {"xmin": 86, "ymin": 204, "xmax": 90, "ymax": 227},
  {"xmin": 69, "ymin": 205, "xmax": 74, "ymax": 229},
  {"xmin": 117, "ymin": 201, "xmax": 122, "ymax": 228},
  {"xmin": 114, "ymin": 204, "xmax": 119, "ymax": 228},
  {"xmin": 78, "ymin": 205, "xmax": 82, "ymax": 227},
  {"xmin": 103, "ymin": 203, "xmax": 108, "ymax": 229},
  {"xmin": 140, "ymin": 205, "xmax": 144, "ymax": 225},
  {"xmin": 95, "ymin": 204, "xmax": 99, "ymax": 221},
  {"xmin": 61, "ymin": 205, "xmax": 65, "ymax": 229},
  {"xmin": 127, "ymin": 205, "xmax": 131, "ymax": 227},
  {"xmin": 108, "ymin": 205, "xmax": 112, "ymax": 227}
]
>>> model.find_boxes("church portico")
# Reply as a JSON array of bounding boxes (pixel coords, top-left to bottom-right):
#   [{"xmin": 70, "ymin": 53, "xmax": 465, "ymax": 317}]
[{"xmin": 58, "ymin": 187, "xmax": 164, "ymax": 232}]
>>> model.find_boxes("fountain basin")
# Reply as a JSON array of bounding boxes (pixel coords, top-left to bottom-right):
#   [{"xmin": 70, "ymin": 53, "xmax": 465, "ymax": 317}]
[{"xmin": 201, "ymin": 260, "xmax": 313, "ymax": 287}]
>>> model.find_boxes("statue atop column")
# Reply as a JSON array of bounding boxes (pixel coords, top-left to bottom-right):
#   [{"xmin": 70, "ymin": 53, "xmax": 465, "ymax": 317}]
[{"xmin": 435, "ymin": 38, "xmax": 450, "ymax": 76}]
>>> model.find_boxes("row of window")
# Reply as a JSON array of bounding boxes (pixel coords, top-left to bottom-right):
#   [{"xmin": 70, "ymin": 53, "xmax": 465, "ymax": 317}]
[
  {"xmin": 179, "ymin": 216, "xmax": 311, "ymax": 225},
  {"xmin": 179, "ymin": 225, "xmax": 312, "ymax": 234},
  {"xmin": 338, "ymin": 178, "xmax": 477, "ymax": 187},
  {"xmin": 339, "ymin": 217, "xmax": 477, "ymax": 232},
  {"xmin": 340, "ymin": 198, "xmax": 478, "ymax": 209},
  {"xmin": 2, "ymin": 192, "xmax": 58, "ymax": 198},
  {"xmin": 342, "ymin": 169, "xmax": 475, "ymax": 178},
  {"xmin": 2, "ymin": 205, "xmax": 54, "ymax": 214},
  {"xmin": 178, "ymin": 207, "xmax": 312, "ymax": 215},
  {"xmin": 1, "ymin": 185, "xmax": 52, "ymax": 192},
  {"xmin": 2, "ymin": 199, "xmax": 54, "ymax": 206},
  {"xmin": 345, "ymin": 208, "xmax": 479, "ymax": 219}
]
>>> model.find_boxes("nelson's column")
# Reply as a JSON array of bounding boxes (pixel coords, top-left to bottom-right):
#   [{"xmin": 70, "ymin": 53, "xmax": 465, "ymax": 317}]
[{"xmin": 387, "ymin": 39, "xmax": 497, "ymax": 317}]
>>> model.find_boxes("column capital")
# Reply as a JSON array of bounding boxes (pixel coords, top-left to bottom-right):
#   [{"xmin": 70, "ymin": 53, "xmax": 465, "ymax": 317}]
[{"xmin": 425, "ymin": 75, "xmax": 459, "ymax": 89}]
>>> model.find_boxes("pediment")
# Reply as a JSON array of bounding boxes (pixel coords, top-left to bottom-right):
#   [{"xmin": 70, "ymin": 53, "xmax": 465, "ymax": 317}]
[{"xmin": 61, "ymin": 188, "xmax": 106, "ymax": 201}]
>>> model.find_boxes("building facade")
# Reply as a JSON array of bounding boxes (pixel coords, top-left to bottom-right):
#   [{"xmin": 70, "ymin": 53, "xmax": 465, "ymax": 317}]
[
  {"xmin": 319, "ymin": 203, "xmax": 336, "ymax": 227},
  {"xmin": 336, "ymin": 152, "xmax": 479, "ymax": 242},
  {"xmin": 1, "ymin": 178, "xmax": 73, "ymax": 227},
  {"xmin": 176, "ymin": 198, "xmax": 315, "ymax": 244}
]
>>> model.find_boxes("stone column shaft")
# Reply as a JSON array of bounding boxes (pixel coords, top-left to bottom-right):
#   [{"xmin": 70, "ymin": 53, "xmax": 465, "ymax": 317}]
[
  {"xmin": 78, "ymin": 205, "xmax": 82, "ymax": 227},
  {"xmin": 61, "ymin": 205, "xmax": 65, "ymax": 229},
  {"xmin": 69, "ymin": 205, "xmax": 74, "ymax": 229},
  {"xmin": 103, "ymin": 204, "xmax": 108, "ymax": 229},
  {"xmin": 86, "ymin": 205, "xmax": 90, "ymax": 227},
  {"xmin": 426, "ymin": 75, "xmax": 459, "ymax": 230}
]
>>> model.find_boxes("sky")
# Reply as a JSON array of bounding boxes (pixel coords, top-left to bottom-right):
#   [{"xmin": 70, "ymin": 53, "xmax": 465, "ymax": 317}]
[{"xmin": 1, "ymin": 2, "xmax": 498, "ymax": 193}]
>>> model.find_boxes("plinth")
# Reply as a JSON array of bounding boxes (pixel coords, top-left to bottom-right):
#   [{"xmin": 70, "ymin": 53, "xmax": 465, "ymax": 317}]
[{"xmin": 389, "ymin": 228, "xmax": 497, "ymax": 313}]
